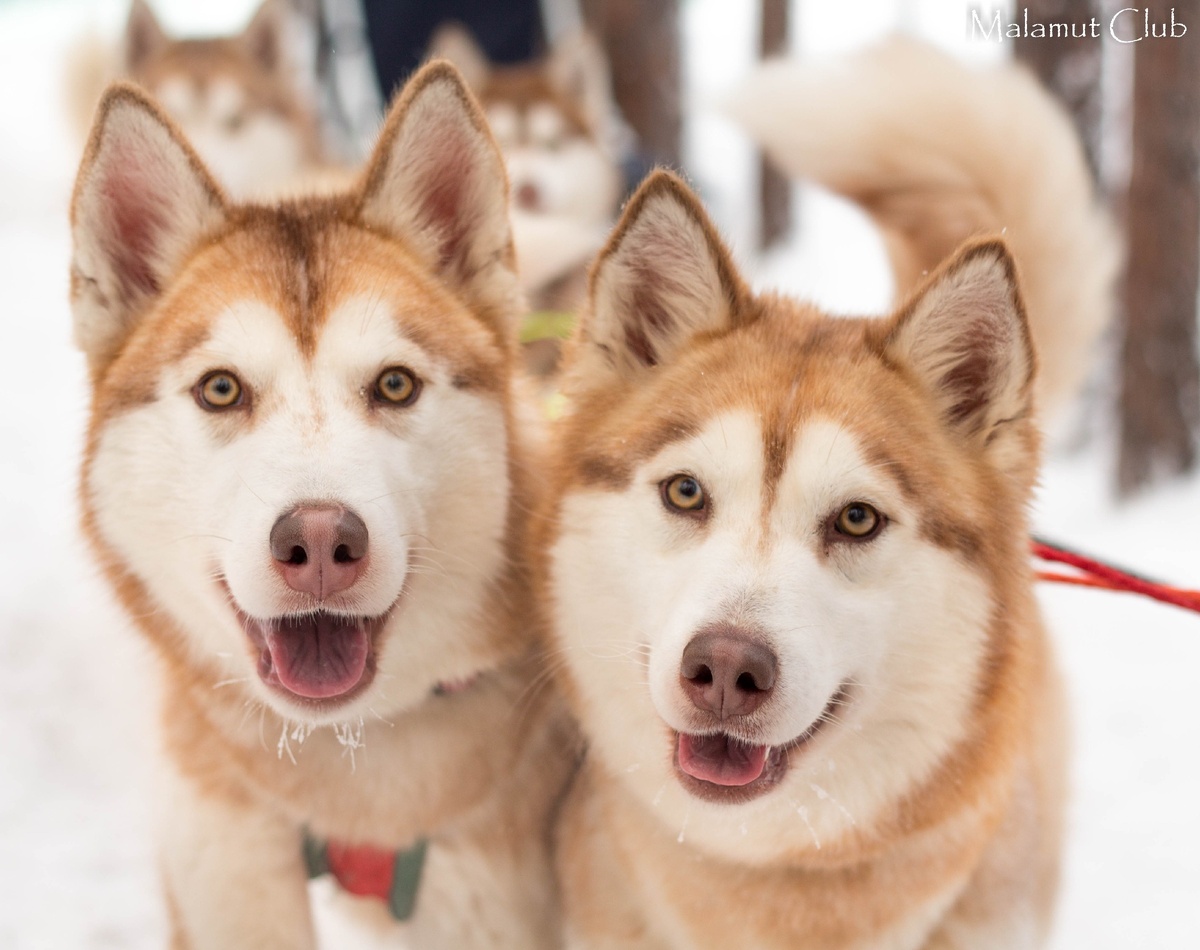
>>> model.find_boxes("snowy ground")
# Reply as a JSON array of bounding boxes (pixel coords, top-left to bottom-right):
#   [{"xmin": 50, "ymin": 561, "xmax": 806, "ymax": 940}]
[{"xmin": 1, "ymin": 1, "xmax": 1198, "ymax": 947}]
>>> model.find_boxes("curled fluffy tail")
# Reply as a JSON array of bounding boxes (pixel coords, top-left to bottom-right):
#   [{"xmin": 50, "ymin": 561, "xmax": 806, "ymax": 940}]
[{"xmin": 725, "ymin": 37, "xmax": 1120, "ymax": 417}]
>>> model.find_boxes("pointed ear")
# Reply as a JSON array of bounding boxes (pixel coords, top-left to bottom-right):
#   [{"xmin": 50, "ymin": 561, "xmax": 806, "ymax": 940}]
[
  {"xmin": 241, "ymin": 0, "xmax": 286, "ymax": 75},
  {"xmin": 427, "ymin": 23, "xmax": 492, "ymax": 92},
  {"xmin": 357, "ymin": 61, "xmax": 518, "ymax": 321},
  {"xmin": 548, "ymin": 30, "xmax": 615, "ymax": 139},
  {"xmin": 123, "ymin": 0, "xmax": 167, "ymax": 73},
  {"xmin": 566, "ymin": 170, "xmax": 751, "ymax": 391},
  {"xmin": 70, "ymin": 83, "xmax": 226, "ymax": 375},
  {"xmin": 883, "ymin": 239, "xmax": 1037, "ymax": 457}
]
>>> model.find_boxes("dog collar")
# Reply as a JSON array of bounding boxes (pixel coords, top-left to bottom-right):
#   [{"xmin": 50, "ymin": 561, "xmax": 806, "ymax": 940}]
[{"xmin": 304, "ymin": 832, "xmax": 428, "ymax": 921}]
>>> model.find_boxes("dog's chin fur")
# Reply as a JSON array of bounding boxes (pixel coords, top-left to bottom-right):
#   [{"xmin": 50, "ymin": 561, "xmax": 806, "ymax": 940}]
[
  {"xmin": 72, "ymin": 65, "xmax": 570, "ymax": 948},
  {"xmin": 538, "ymin": 46, "xmax": 1082, "ymax": 937}
]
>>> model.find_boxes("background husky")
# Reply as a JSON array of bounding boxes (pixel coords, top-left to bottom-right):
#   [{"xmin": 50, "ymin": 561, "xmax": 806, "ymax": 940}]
[
  {"xmin": 429, "ymin": 23, "xmax": 626, "ymax": 316},
  {"xmin": 724, "ymin": 37, "xmax": 1120, "ymax": 419},
  {"xmin": 539, "ymin": 166, "xmax": 1067, "ymax": 949},
  {"xmin": 71, "ymin": 63, "xmax": 569, "ymax": 948},
  {"xmin": 65, "ymin": 0, "xmax": 324, "ymax": 198}
]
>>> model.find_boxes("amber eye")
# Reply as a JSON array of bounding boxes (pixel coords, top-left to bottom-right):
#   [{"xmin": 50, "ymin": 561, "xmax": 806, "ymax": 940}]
[
  {"xmin": 374, "ymin": 367, "xmax": 420, "ymax": 406},
  {"xmin": 662, "ymin": 474, "xmax": 706, "ymax": 513},
  {"xmin": 834, "ymin": 502, "xmax": 882, "ymax": 539},
  {"xmin": 195, "ymin": 371, "xmax": 243, "ymax": 410}
]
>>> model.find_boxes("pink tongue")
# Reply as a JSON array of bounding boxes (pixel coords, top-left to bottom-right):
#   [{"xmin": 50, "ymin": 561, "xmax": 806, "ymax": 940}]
[
  {"xmin": 262, "ymin": 615, "xmax": 369, "ymax": 699},
  {"xmin": 677, "ymin": 733, "xmax": 769, "ymax": 786}
]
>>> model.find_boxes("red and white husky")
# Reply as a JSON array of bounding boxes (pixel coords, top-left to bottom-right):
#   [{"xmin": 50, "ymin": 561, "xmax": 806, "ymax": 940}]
[
  {"xmin": 71, "ymin": 62, "xmax": 568, "ymax": 948},
  {"xmin": 536, "ymin": 40, "xmax": 1109, "ymax": 949},
  {"xmin": 67, "ymin": 0, "xmax": 323, "ymax": 199}
]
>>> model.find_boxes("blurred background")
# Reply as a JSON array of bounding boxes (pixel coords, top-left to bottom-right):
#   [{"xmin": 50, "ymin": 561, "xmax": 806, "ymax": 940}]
[{"xmin": 1, "ymin": 0, "xmax": 1198, "ymax": 946}]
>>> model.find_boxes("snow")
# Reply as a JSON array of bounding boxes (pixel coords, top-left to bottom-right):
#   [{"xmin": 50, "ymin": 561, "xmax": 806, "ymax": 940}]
[{"xmin": 0, "ymin": 0, "xmax": 1196, "ymax": 946}]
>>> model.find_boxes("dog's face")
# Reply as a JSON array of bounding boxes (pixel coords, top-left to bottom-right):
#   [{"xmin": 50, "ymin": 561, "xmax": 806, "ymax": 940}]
[
  {"xmin": 122, "ymin": 0, "xmax": 316, "ymax": 198},
  {"xmin": 431, "ymin": 26, "xmax": 623, "ymax": 225},
  {"xmin": 543, "ymin": 173, "xmax": 1040, "ymax": 861},
  {"xmin": 71, "ymin": 66, "xmax": 520, "ymax": 726}
]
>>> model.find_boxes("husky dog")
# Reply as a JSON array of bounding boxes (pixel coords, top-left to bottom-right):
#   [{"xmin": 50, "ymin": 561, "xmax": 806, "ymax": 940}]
[
  {"xmin": 66, "ymin": 0, "xmax": 323, "ymax": 199},
  {"xmin": 71, "ymin": 62, "xmax": 569, "ymax": 948},
  {"xmin": 430, "ymin": 23, "xmax": 626, "ymax": 314},
  {"xmin": 539, "ymin": 167, "xmax": 1067, "ymax": 950},
  {"xmin": 534, "ymin": 40, "xmax": 1111, "ymax": 948},
  {"xmin": 725, "ymin": 37, "xmax": 1119, "ymax": 417}
]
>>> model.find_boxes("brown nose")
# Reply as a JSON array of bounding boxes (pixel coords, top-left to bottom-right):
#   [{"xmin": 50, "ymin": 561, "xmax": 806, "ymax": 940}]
[
  {"xmin": 269, "ymin": 505, "xmax": 368, "ymax": 600},
  {"xmin": 514, "ymin": 181, "xmax": 542, "ymax": 211},
  {"xmin": 680, "ymin": 629, "xmax": 777, "ymax": 719}
]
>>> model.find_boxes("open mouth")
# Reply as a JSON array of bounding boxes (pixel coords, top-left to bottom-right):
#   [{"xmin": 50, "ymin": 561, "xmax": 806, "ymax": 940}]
[
  {"xmin": 239, "ymin": 608, "xmax": 394, "ymax": 706},
  {"xmin": 673, "ymin": 685, "xmax": 850, "ymax": 804}
]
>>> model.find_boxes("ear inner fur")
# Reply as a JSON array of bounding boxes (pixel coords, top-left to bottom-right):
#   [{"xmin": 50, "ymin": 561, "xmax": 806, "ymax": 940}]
[
  {"xmin": 70, "ymin": 82, "xmax": 227, "ymax": 377},
  {"xmin": 882, "ymin": 238, "xmax": 1036, "ymax": 443},
  {"xmin": 565, "ymin": 170, "xmax": 752, "ymax": 390},
  {"xmin": 354, "ymin": 61, "xmax": 519, "ymax": 333}
]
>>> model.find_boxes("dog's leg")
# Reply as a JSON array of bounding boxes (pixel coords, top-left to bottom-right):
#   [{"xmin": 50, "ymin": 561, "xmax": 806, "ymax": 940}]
[
  {"xmin": 556, "ymin": 767, "xmax": 671, "ymax": 949},
  {"xmin": 158, "ymin": 762, "xmax": 315, "ymax": 950}
]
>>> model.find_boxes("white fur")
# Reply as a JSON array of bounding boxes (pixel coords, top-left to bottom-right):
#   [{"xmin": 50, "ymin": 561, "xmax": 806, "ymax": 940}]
[
  {"xmin": 506, "ymin": 134, "xmax": 622, "ymax": 225},
  {"xmin": 550, "ymin": 412, "xmax": 993, "ymax": 863},
  {"xmin": 87, "ymin": 294, "xmax": 510, "ymax": 726},
  {"xmin": 156, "ymin": 759, "xmax": 316, "ymax": 949}
]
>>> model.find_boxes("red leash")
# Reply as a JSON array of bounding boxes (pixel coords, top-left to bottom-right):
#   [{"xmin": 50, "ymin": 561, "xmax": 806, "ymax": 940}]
[{"xmin": 1033, "ymin": 538, "xmax": 1200, "ymax": 613}]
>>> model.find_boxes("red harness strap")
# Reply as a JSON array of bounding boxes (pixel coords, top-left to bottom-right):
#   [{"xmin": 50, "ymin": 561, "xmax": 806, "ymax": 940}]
[
  {"xmin": 324, "ymin": 841, "xmax": 396, "ymax": 901},
  {"xmin": 1033, "ymin": 538, "xmax": 1200, "ymax": 614}
]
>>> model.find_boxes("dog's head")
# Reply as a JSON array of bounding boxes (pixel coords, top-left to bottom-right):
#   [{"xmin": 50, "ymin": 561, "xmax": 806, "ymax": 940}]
[
  {"xmin": 71, "ymin": 63, "xmax": 523, "ymax": 726},
  {"xmin": 122, "ymin": 0, "xmax": 317, "ymax": 198},
  {"xmin": 541, "ymin": 171, "xmax": 1040, "ymax": 860},
  {"xmin": 430, "ymin": 24, "xmax": 623, "ymax": 225}
]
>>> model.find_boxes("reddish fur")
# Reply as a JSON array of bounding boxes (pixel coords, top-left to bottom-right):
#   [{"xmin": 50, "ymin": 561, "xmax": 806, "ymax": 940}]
[
  {"xmin": 533, "ymin": 172, "xmax": 1064, "ymax": 948},
  {"xmin": 72, "ymin": 66, "xmax": 572, "ymax": 948}
]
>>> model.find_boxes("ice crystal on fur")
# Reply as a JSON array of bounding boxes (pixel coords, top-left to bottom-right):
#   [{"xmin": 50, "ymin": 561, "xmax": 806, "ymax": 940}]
[
  {"xmin": 275, "ymin": 720, "xmax": 315, "ymax": 764},
  {"xmin": 810, "ymin": 782, "xmax": 857, "ymax": 826},
  {"xmin": 795, "ymin": 804, "xmax": 821, "ymax": 850},
  {"xmin": 333, "ymin": 717, "xmax": 366, "ymax": 772}
]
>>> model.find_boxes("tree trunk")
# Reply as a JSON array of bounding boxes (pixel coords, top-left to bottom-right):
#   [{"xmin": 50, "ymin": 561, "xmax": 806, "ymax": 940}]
[
  {"xmin": 758, "ymin": 0, "xmax": 789, "ymax": 249},
  {"xmin": 1117, "ymin": 31, "xmax": 1200, "ymax": 494},
  {"xmin": 580, "ymin": 0, "xmax": 681, "ymax": 169},
  {"xmin": 1013, "ymin": 0, "xmax": 1104, "ymax": 178}
]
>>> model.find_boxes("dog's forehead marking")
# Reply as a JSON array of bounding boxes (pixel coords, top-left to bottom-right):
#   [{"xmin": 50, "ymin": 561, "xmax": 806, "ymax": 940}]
[
  {"xmin": 527, "ymin": 102, "xmax": 567, "ymax": 143},
  {"xmin": 206, "ymin": 76, "xmax": 246, "ymax": 121},
  {"xmin": 156, "ymin": 76, "xmax": 195, "ymax": 119},
  {"xmin": 645, "ymin": 411, "xmax": 905, "ymax": 542}
]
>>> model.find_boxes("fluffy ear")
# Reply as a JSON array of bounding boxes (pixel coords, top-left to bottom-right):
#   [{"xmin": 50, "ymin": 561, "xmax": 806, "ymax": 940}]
[
  {"xmin": 241, "ymin": 0, "xmax": 286, "ymax": 75},
  {"xmin": 70, "ymin": 83, "xmax": 226, "ymax": 375},
  {"xmin": 883, "ymin": 239, "xmax": 1036, "ymax": 452},
  {"xmin": 567, "ymin": 170, "xmax": 750, "ymax": 390},
  {"xmin": 123, "ymin": 0, "xmax": 167, "ymax": 73},
  {"xmin": 427, "ymin": 23, "xmax": 492, "ymax": 92},
  {"xmin": 548, "ymin": 30, "xmax": 615, "ymax": 139},
  {"xmin": 357, "ymin": 61, "xmax": 518, "ymax": 321}
]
